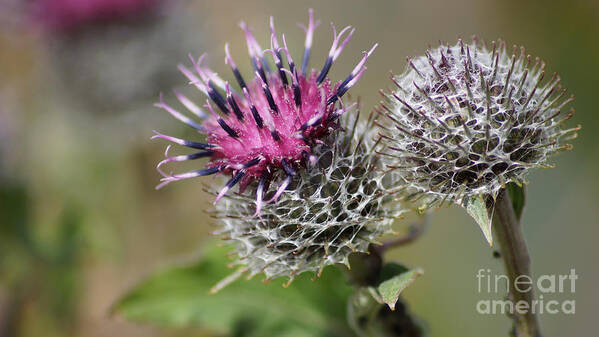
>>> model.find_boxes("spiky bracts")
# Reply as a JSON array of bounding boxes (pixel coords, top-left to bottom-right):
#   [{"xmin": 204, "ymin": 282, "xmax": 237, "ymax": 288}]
[
  {"xmin": 153, "ymin": 10, "xmax": 376, "ymax": 210},
  {"xmin": 213, "ymin": 112, "xmax": 404, "ymax": 282},
  {"xmin": 377, "ymin": 39, "xmax": 579, "ymax": 208}
]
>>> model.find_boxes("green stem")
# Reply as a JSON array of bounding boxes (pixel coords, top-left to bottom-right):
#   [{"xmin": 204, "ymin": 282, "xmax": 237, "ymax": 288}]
[
  {"xmin": 375, "ymin": 214, "xmax": 430, "ymax": 254},
  {"xmin": 493, "ymin": 188, "xmax": 542, "ymax": 337}
]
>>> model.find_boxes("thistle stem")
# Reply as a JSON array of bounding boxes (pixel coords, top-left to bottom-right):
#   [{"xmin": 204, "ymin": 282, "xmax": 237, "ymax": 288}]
[
  {"xmin": 376, "ymin": 214, "xmax": 430, "ymax": 254},
  {"xmin": 493, "ymin": 188, "xmax": 542, "ymax": 337}
]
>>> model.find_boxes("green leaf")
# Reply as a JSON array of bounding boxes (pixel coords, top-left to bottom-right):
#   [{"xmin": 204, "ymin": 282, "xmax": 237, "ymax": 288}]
[
  {"xmin": 506, "ymin": 183, "xmax": 526, "ymax": 221},
  {"xmin": 376, "ymin": 263, "xmax": 423, "ymax": 311},
  {"xmin": 348, "ymin": 264, "xmax": 426, "ymax": 336},
  {"xmin": 462, "ymin": 195, "xmax": 494, "ymax": 247},
  {"xmin": 348, "ymin": 287, "xmax": 428, "ymax": 337},
  {"xmin": 112, "ymin": 245, "xmax": 355, "ymax": 337}
]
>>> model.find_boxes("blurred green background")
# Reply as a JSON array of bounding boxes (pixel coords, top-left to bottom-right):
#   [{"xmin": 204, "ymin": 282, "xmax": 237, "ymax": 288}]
[{"xmin": 1, "ymin": 0, "xmax": 597, "ymax": 336}]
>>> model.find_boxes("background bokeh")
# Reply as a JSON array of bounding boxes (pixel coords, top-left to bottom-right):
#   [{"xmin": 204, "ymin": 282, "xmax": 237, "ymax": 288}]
[{"xmin": 1, "ymin": 0, "xmax": 597, "ymax": 336}]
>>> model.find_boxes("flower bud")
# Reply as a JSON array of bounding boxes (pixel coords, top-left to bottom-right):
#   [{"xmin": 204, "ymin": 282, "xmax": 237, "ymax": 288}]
[{"xmin": 377, "ymin": 39, "xmax": 579, "ymax": 208}]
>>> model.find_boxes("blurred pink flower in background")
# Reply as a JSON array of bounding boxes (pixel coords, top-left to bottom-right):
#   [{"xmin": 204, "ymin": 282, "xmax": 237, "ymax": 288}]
[
  {"xmin": 33, "ymin": 0, "xmax": 162, "ymax": 31},
  {"xmin": 24, "ymin": 0, "xmax": 201, "ymax": 116}
]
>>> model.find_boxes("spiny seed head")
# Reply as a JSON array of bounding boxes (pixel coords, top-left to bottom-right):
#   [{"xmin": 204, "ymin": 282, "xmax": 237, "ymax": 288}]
[
  {"xmin": 153, "ymin": 9, "xmax": 377, "ymax": 210},
  {"xmin": 213, "ymin": 112, "xmax": 404, "ymax": 282},
  {"xmin": 377, "ymin": 39, "xmax": 579, "ymax": 207}
]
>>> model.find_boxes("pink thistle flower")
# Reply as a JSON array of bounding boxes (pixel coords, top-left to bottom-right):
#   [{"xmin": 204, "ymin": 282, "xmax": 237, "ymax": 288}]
[{"xmin": 153, "ymin": 9, "xmax": 377, "ymax": 212}]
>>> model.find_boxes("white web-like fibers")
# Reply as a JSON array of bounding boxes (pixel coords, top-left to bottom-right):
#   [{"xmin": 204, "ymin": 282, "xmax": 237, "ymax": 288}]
[
  {"xmin": 378, "ymin": 40, "xmax": 578, "ymax": 207},
  {"xmin": 214, "ymin": 117, "xmax": 405, "ymax": 281}
]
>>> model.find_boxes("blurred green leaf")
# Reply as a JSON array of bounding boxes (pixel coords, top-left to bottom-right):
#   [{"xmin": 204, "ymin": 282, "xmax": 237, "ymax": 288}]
[
  {"xmin": 377, "ymin": 263, "xmax": 423, "ymax": 311},
  {"xmin": 0, "ymin": 183, "xmax": 30, "ymax": 248},
  {"xmin": 506, "ymin": 183, "xmax": 526, "ymax": 221},
  {"xmin": 462, "ymin": 195, "xmax": 494, "ymax": 247},
  {"xmin": 112, "ymin": 245, "xmax": 356, "ymax": 337},
  {"xmin": 48, "ymin": 207, "xmax": 84, "ymax": 323}
]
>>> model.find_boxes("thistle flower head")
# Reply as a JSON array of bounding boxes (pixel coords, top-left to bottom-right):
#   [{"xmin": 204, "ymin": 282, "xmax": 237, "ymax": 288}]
[
  {"xmin": 153, "ymin": 9, "xmax": 377, "ymax": 212},
  {"xmin": 377, "ymin": 39, "xmax": 579, "ymax": 207},
  {"xmin": 214, "ymin": 112, "xmax": 404, "ymax": 282}
]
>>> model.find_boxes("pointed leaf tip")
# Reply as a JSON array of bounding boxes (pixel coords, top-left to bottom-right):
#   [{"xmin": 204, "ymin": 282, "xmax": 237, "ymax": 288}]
[
  {"xmin": 462, "ymin": 195, "xmax": 494, "ymax": 247},
  {"xmin": 377, "ymin": 265, "xmax": 423, "ymax": 311}
]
